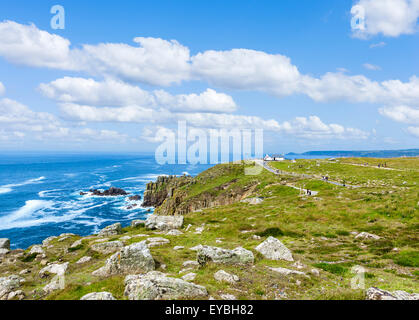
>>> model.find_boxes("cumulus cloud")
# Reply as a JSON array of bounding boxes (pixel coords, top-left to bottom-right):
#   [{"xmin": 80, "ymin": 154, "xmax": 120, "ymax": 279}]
[
  {"xmin": 153, "ymin": 88, "xmax": 237, "ymax": 113},
  {"xmin": 0, "ymin": 21, "xmax": 76, "ymax": 69},
  {"xmin": 40, "ymin": 77, "xmax": 237, "ymax": 113},
  {"xmin": 192, "ymin": 49, "xmax": 301, "ymax": 96},
  {"xmin": 0, "ymin": 81, "xmax": 5, "ymax": 95},
  {"xmin": 59, "ymin": 102, "xmax": 368, "ymax": 141},
  {"xmin": 379, "ymin": 105, "xmax": 419, "ymax": 124},
  {"xmin": 39, "ymin": 77, "xmax": 155, "ymax": 107},
  {"xmin": 2, "ymin": 21, "xmax": 419, "ymax": 109},
  {"xmin": 0, "ymin": 21, "xmax": 190, "ymax": 86},
  {"xmin": 351, "ymin": 0, "xmax": 419, "ymax": 38},
  {"xmin": 0, "ymin": 97, "xmax": 128, "ymax": 143}
]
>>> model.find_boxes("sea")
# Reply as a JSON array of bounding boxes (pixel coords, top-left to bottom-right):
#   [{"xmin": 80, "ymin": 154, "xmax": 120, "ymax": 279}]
[{"xmin": 0, "ymin": 153, "xmax": 213, "ymax": 249}]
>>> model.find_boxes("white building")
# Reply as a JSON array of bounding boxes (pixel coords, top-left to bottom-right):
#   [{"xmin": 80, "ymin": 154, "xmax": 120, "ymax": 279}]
[{"xmin": 264, "ymin": 154, "xmax": 285, "ymax": 161}]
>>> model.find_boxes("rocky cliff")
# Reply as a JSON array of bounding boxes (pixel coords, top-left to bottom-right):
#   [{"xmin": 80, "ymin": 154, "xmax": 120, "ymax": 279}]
[{"xmin": 143, "ymin": 164, "xmax": 259, "ymax": 216}]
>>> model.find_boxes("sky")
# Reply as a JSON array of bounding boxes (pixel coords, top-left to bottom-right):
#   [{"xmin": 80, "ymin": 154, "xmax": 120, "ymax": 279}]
[{"xmin": 0, "ymin": 0, "xmax": 418, "ymax": 154}]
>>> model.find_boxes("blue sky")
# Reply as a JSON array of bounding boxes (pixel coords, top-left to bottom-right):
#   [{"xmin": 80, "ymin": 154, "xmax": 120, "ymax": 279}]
[{"xmin": 0, "ymin": 0, "xmax": 418, "ymax": 154}]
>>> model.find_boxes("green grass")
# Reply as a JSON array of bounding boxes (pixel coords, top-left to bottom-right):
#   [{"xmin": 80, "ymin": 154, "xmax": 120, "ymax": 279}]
[
  {"xmin": 2, "ymin": 157, "xmax": 418, "ymax": 300},
  {"xmin": 394, "ymin": 250, "xmax": 419, "ymax": 267},
  {"xmin": 313, "ymin": 263, "xmax": 349, "ymax": 276}
]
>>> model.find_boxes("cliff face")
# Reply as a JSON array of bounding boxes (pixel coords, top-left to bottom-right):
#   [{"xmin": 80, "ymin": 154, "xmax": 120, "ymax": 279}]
[
  {"xmin": 142, "ymin": 175, "xmax": 194, "ymax": 208},
  {"xmin": 143, "ymin": 164, "xmax": 260, "ymax": 216}
]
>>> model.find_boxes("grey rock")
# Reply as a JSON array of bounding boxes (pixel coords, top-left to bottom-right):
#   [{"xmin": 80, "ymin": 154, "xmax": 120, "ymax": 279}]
[
  {"xmin": 182, "ymin": 260, "xmax": 200, "ymax": 268},
  {"xmin": 255, "ymin": 237, "xmax": 294, "ymax": 261},
  {"xmin": 76, "ymin": 256, "xmax": 92, "ymax": 264},
  {"xmin": 80, "ymin": 292, "xmax": 116, "ymax": 300},
  {"xmin": 0, "ymin": 275, "xmax": 24, "ymax": 300},
  {"xmin": 70, "ymin": 239, "xmax": 83, "ymax": 249},
  {"xmin": 214, "ymin": 270, "xmax": 239, "ymax": 284},
  {"xmin": 42, "ymin": 236, "xmax": 58, "ymax": 247},
  {"xmin": 131, "ymin": 220, "xmax": 144, "ymax": 228},
  {"xmin": 181, "ymin": 273, "xmax": 197, "ymax": 281},
  {"xmin": 91, "ymin": 241, "xmax": 124, "ymax": 254},
  {"xmin": 146, "ymin": 237, "xmax": 170, "ymax": 248},
  {"xmin": 197, "ymin": 246, "xmax": 254, "ymax": 266},
  {"xmin": 0, "ymin": 238, "xmax": 10, "ymax": 250},
  {"xmin": 98, "ymin": 223, "xmax": 122, "ymax": 237},
  {"xmin": 29, "ymin": 245, "xmax": 45, "ymax": 256},
  {"xmin": 268, "ymin": 267, "xmax": 306, "ymax": 276},
  {"xmin": 39, "ymin": 262, "xmax": 69, "ymax": 278},
  {"xmin": 124, "ymin": 271, "xmax": 207, "ymax": 300},
  {"xmin": 92, "ymin": 241, "xmax": 155, "ymax": 277},
  {"xmin": 366, "ymin": 287, "xmax": 419, "ymax": 300},
  {"xmin": 145, "ymin": 215, "xmax": 184, "ymax": 231},
  {"xmin": 355, "ymin": 232, "xmax": 381, "ymax": 240},
  {"xmin": 166, "ymin": 229, "xmax": 183, "ymax": 236}
]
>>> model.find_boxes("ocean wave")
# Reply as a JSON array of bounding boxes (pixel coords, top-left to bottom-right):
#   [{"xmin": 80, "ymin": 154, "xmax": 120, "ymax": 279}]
[
  {"xmin": 38, "ymin": 189, "xmax": 63, "ymax": 198},
  {"xmin": 0, "ymin": 200, "xmax": 56, "ymax": 230},
  {"xmin": 0, "ymin": 176, "xmax": 46, "ymax": 195}
]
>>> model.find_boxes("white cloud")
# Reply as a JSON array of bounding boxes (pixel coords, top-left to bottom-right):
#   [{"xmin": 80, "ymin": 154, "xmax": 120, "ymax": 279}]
[
  {"xmin": 0, "ymin": 82, "xmax": 5, "ymax": 95},
  {"xmin": 0, "ymin": 21, "xmax": 76, "ymax": 69},
  {"xmin": 2, "ymin": 21, "xmax": 419, "ymax": 109},
  {"xmin": 379, "ymin": 105, "xmax": 419, "ymax": 124},
  {"xmin": 0, "ymin": 97, "xmax": 128, "ymax": 143},
  {"xmin": 39, "ymin": 77, "xmax": 155, "ymax": 107},
  {"xmin": 0, "ymin": 21, "xmax": 191, "ymax": 86},
  {"xmin": 192, "ymin": 49, "xmax": 301, "ymax": 96},
  {"xmin": 60, "ymin": 102, "xmax": 368, "ymax": 141},
  {"xmin": 80, "ymin": 37, "xmax": 191, "ymax": 86},
  {"xmin": 407, "ymin": 126, "xmax": 419, "ymax": 136},
  {"xmin": 40, "ymin": 77, "xmax": 237, "ymax": 113},
  {"xmin": 369, "ymin": 41, "xmax": 386, "ymax": 48},
  {"xmin": 153, "ymin": 88, "xmax": 237, "ymax": 113},
  {"xmin": 352, "ymin": 0, "xmax": 419, "ymax": 38},
  {"xmin": 363, "ymin": 63, "xmax": 381, "ymax": 71}
]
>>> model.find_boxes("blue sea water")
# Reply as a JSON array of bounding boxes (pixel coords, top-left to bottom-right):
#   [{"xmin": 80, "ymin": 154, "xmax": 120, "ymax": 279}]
[{"xmin": 0, "ymin": 153, "xmax": 213, "ymax": 249}]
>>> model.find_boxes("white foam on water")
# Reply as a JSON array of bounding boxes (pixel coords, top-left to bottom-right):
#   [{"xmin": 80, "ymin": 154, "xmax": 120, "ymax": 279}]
[
  {"xmin": 0, "ymin": 200, "xmax": 56, "ymax": 230},
  {"xmin": 0, "ymin": 187, "xmax": 12, "ymax": 194},
  {"xmin": 0, "ymin": 176, "xmax": 46, "ymax": 195},
  {"xmin": 38, "ymin": 189, "xmax": 63, "ymax": 198}
]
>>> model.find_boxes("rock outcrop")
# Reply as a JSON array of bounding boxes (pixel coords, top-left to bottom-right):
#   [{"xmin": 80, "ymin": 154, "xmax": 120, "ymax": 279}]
[
  {"xmin": 0, "ymin": 275, "xmax": 25, "ymax": 300},
  {"xmin": 91, "ymin": 241, "xmax": 124, "ymax": 254},
  {"xmin": 39, "ymin": 263, "xmax": 69, "ymax": 294},
  {"xmin": 145, "ymin": 215, "xmax": 184, "ymax": 231},
  {"xmin": 124, "ymin": 271, "xmax": 208, "ymax": 300},
  {"xmin": 146, "ymin": 237, "xmax": 170, "ymax": 247},
  {"xmin": 268, "ymin": 267, "xmax": 306, "ymax": 277},
  {"xmin": 214, "ymin": 270, "xmax": 240, "ymax": 284},
  {"xmin": 366, "ymin": 287, "xmax": 419, "ymax": 300},
  {"xmin": 197, "ymin": 246, "xmax": 254, "ymax": 266},
  {"xmin": 80, "ymin": 292, "xmax": 117, "ymax": 300},
  {"xmin": 0, "ymin": 238, "xmax": 10, "ymax": 255},
  {"xmin": 0, "ymin": 238, "xmax": 10, "ymax": 250},
  {"xmin": 142, "ymin": 175, "xmax": 193, "ymax": 208},
  {"xmin": 92, "ymin": 241, "xmax": 155, "ymax": 277},
  {"xmin": 29, "ymin": 245, "xmax": 45, "ymax": 256},
  {"xmin": 98, "ymin": 223, "xmax": 122, "ymax": 237},
  {"xmin": 90, "ymin": 187, "xmax": 128, "ymax": 197},
  {"xmin": 255, "ymin": 237, "xmax": 294, "ymax": 262},
  {"xmin": 355, "ymin": 232, "xmax": 381, "ymax": 240}
]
